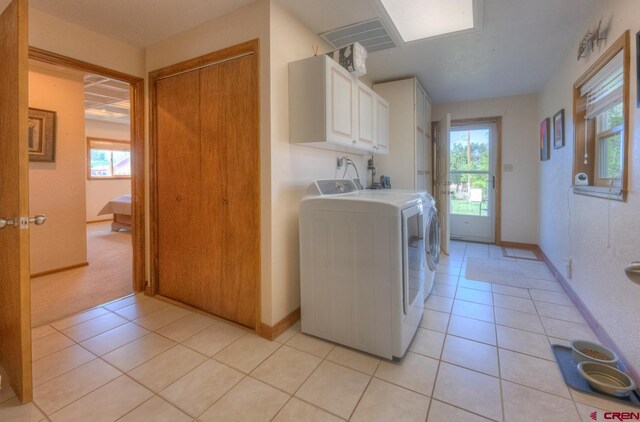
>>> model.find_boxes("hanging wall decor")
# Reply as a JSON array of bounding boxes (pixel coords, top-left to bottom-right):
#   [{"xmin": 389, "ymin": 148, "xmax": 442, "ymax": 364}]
[
  {"xmin": 540, "ymin": 118, "xmax": 550, "ymax": 161},
  {"xmin": 553, "ymin": 109, "xmax": 565, "ymax": 149},
  {"xmin": 28, "ymin": 108, "xmax": 57, "ymax": 163},
  {"xmin": 578, "ymin": 19, "xmax": 606, "ymax": 60}
]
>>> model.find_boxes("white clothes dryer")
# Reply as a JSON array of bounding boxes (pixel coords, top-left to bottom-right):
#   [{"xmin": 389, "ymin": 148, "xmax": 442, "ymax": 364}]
[{"xmin": 299, "ymin": 179, "xmax": 439, "ymax": 360}]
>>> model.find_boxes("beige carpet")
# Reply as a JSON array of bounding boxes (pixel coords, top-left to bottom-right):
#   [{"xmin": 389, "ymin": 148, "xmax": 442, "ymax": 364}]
[{"xmin": 31, "ymin": 222, "xmax": 133, "ymax": 327}]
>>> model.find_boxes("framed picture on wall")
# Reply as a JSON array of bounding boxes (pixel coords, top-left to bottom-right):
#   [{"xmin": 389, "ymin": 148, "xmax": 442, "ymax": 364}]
[
  {"xmin": 28, "ymin": 108, "xmax": 56, "ymax": 163},
  {"xmin": 553, "ymin": 109, "xmax": 565, "ymax": 149},
  {"xmin": 540, "ymin": 117, "xmax": 550, "ymax": 161}
]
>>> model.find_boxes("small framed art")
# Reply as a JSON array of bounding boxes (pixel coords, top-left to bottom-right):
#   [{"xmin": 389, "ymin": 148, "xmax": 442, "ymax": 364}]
[
  {"xmin": 540, "ymin": 117, "xmax": 550, "ymax": 161},
  {"xmin": 28, "ymin": 108, "xmax": 57, "ymax": 163},
  {"xmin": 553, "ymin": 109, "xmax": 565, "ymax": 149}
]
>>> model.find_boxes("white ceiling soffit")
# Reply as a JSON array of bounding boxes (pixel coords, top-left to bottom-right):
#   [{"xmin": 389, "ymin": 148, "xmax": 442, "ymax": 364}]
[
  {"xmin": 29, "ymin": 0, "xmax": 255, "ymax": 47},
  {"xmin": 84, "ymin": 74, "xmax": 131, "ymax": 125},
  {"xmin": 278, "ymin": 0, "xmax": 602, "ymax": 103}
]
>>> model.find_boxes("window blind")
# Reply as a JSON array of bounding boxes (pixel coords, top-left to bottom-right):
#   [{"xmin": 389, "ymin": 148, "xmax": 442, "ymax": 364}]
[
  {"xmin": 89, "ymin": 139, "xmax": 130, "ymax": 151},
  {"xmin": 580, "ymin": 50, "xmax": 624, "ymax": 119}
]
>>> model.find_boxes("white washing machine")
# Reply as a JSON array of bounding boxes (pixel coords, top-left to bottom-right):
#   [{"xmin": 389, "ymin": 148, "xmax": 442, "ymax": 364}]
[{"xmin": 299, "ymin": 179, "xmax": 439, "ymax": 360}]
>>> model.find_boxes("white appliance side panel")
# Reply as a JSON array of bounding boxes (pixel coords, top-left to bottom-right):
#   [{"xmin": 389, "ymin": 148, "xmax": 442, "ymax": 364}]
[
  {"xmin": 300, "ymin": 210, "xmax": 395, "ymax": 359},
  {"xmin": 354, "ymin": 219, "xmax": 392, "ymax": 352},
  {"xmin": 311, "ymin": 218, "xmax": 331, "ymax": 333},
  {"xmin": 332, "ymin": 220, "xmax": 355, "ymax": 342}
]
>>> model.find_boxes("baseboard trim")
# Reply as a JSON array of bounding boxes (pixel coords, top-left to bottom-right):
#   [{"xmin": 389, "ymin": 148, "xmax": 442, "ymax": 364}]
[
  {"xmin": 259, "ymin": 308, "xmax": 301, "ymax": 341},
  {"xmin": 31, "ymin": 262, "xmax": 89, "ymax": 278},
  {"xmin": 538, "ymin": 248, "xmax": 640, "ymax": 385},
  {"xmin": 498, "ymin": 242, "xmax": 544, "ymax": 261}
]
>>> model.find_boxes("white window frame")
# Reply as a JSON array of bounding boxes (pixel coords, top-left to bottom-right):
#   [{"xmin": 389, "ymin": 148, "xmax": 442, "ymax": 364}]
[{"xmin": 87, "ymin": 137, "xmax": 131, "ymax": 180}]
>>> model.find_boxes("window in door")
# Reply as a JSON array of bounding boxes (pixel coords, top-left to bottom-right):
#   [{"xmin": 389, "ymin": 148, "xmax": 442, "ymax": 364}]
[
  {"xmin": 449, "ymin": 127, "xmax": 491, "ymax": 216},
  {"xmin": 87, "ymin": 137, "xmax": 131, "ymax": 179},
  {"xmin": 448, "ymin": 121, "xmax": 497, "ymax": 243}
]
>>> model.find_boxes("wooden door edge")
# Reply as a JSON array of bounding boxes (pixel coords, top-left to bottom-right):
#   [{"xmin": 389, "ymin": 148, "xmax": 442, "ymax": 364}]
[{"xmin": 28, "ymin": 47, "xmax": 146, "ymax": 293}]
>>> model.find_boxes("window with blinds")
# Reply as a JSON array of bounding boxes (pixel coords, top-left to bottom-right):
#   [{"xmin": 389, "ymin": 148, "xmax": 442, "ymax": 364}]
[
  {"xmin": 572, "ymin": 31, "xmax": 630, "ymax": 200},
  {"xmin": 87, "ymin": 137, "xmax": 131, "ymax": 179}
]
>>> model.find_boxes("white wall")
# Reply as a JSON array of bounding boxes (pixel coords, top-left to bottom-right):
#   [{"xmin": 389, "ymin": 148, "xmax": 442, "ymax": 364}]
[
  {"xmin": 85, "ymin": 120, "xmax": 131, "ymax": 222},
  {"xmin": 145, "ymin": 0, "xmax": 274, "ymax": 322},
  {"xmin": 433, "ymin": 93, "xmax": 540, "ymax": 244},
  {"xmin": 29, "ymin": 64, "xmax": 87, "ymax": 274},
  {"xmin": 538, "ymin": 0, "xmax": 640, "ymax": 374},
  {"xmin": 269, "ymin": 0, "xmax": 368, "ymax": 324},
  {"xmin": 29, "ymin": 8, "xmax": 145, "ymax": 78}
]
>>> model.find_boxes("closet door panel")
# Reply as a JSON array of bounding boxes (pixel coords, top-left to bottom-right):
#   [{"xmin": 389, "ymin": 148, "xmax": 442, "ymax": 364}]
[
  {"xmin": 156, "ymin": 70, "xmax": 202, "ymax": 306},
  {"xmin": 219, "ymin": 54, "xmax": 259, "ymax": 328},
  {"xmin": 199, "ymin": 64, "xmax": 227, "ymax": 318}
]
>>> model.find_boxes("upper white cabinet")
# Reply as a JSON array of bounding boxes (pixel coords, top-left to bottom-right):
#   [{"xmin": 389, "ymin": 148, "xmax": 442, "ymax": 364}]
[
  {"xmin": 375, "ymin": 95, "xmax": 389, "ymax": 154},
  {"xmin": 356, "ymin": 82, "xmax": 375, "ymax": 150},
  {"xmin": 328, "ymin": 63, "xmax": 356, "ymax": 147},
  {"xmin": 289, "ymin": 55, "xmax": 389, "ymax": 155},
  {"xmin": 373, "ymin": 77, "xmax": 432, "ymax": 192}
]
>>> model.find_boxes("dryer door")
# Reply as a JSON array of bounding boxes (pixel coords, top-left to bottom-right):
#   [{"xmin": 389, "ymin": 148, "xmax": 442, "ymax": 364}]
[
  {"xmin": 402, "ymin": 203, "xmax": 426, "ymax": 315},
  {"xmin": 426, "ymin": 207, "xmax": 440, "ymax": 272}
]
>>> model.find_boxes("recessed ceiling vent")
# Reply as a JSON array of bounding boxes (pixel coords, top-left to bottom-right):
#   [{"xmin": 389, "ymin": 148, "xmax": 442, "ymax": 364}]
[{"xmin": 320, "ymin": 18, "xmax": 397, "ymax": 53}]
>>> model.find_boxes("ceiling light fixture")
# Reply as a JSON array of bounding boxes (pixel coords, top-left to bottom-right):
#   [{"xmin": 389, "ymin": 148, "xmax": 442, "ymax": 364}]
[{"xmin": 374, "ymin": 0, "xmax": 483, "ymax": 44}]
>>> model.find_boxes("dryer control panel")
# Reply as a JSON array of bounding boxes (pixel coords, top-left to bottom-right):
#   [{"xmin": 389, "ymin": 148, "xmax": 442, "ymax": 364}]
[{"xmin": 314, "ymin": 179, "xmax": 358, "ymax": 195}]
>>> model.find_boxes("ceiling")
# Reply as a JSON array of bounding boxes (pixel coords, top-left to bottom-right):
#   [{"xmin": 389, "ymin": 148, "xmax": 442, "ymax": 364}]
[
  {"xmin": 29, "ymin": 0, "xmax": 255, "ymax": 47},
  {"xmin": 279, "ymin": 0, "xmax": 602, "ymax": 103},
  {"xmin": 22, "ymin": 0, "xmax": 602, "ymax": 103},
  {"xmin": 84, "ymin": 74, "xmax": 131, "ymax": 125}
]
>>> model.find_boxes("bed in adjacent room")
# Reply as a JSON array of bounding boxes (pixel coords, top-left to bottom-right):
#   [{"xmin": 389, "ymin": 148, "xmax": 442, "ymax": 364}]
[{"xmin": 98, "ymin": 194, "xmax": 132, "ymax": 231}]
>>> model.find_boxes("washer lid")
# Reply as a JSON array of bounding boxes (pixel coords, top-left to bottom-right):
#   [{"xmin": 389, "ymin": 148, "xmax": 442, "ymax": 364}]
[{"xmin": 301, "ymin": 180, "xmax": 422, "ymax": 215}]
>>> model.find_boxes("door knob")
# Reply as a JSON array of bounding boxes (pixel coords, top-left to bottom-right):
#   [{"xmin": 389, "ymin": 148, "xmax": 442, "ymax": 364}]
[
  {"xmin": 625, "ymin": 262, "xmax": 640, "ymax": 285},
  {"xmin": 0, "ymin": 215, "xmax": 46, "ymax": 229},
  {"xmin": 0, "ymin": 218, "xmax": 16, "ymax": 229},
  {"xmin": 29, "ymin": 215, "xmax": 47, "ymax": 225}
]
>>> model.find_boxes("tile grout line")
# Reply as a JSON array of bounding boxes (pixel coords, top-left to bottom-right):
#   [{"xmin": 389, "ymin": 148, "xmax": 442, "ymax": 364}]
[{"xmin": 493, "ymin": 274, "xmax": 507, "ymax": 422}]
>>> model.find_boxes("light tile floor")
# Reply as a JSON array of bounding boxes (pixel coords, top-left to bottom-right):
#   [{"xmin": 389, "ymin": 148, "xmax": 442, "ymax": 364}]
[{"xmin": 1, "ymin": 241, "xmax": 637, "ymax": 421}]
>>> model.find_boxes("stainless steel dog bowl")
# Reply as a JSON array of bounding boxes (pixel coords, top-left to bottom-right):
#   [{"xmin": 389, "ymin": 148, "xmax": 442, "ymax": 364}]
[
  {"xmin": 570, "ymin": 340, "xmax": 618, "ymax": 367},
  {"xmin": 577, "ymin": 361, "xmax": 636, "ymax": 397}
]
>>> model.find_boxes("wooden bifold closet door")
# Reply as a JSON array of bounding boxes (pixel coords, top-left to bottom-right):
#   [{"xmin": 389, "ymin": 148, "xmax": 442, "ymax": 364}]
[{"xmin": 155, "ymin": 53, "xmax": 259, "ymax": 329}]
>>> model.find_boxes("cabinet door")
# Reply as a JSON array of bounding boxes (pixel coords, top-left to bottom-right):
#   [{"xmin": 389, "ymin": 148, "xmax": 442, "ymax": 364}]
[
  {"xmin": 375, "ymin": 95, "xmax": 389, "ymax": 154},
  {"xmin": 356, "ymin": 82, "xmax": 375, "ymax": 151},
  {"xmin": 416, "ymin": 86, "xmax": 425, "ymax": 134},
  {"xmin": 326, "ymin": 59, "xmax": 356, "ymax": 146}
]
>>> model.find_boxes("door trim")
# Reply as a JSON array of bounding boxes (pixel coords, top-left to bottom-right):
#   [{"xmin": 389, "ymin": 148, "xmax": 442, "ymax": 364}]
[
  {"xmin": 450, "ymin": 116, "xmax": 502, "ymax": 245},
  {"xmin": 148, "ymin": 39, "xmax": 261, "ymax": 333},
  {"xmin": 28, "ymin": 47, "xmax": 146, "ymax": 292},
  {"xmin": 0, "ymin": 0, "xmax": 31, "ymax": 402}
]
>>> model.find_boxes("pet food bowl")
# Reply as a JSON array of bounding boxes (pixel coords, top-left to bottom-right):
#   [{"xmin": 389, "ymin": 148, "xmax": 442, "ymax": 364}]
[
  {"xmin": 570, "ymin": 340, "xmax": 618, "ymax": 367},
  {"xmin": 577, "ymin": 361, "xmax": 636, "ymax": 397}
]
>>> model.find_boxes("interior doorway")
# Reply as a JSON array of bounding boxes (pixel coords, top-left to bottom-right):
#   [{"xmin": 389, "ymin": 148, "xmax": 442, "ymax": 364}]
[
  {"xmin": 449, "ymin": 117, "xmax": 502, "ymax": 244},
  {"xmin": 27, "ymin": 48, "xmax": 145, "ymax": 325}
]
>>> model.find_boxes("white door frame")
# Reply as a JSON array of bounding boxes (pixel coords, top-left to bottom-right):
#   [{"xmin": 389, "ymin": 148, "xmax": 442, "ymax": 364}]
[
  {"xmin": 448, "ymin": 117, "xmax": 503, "ymax": 245},
  {"xmin": 449, "ymin": 121, "xmax": 497, "ymax": 243}
]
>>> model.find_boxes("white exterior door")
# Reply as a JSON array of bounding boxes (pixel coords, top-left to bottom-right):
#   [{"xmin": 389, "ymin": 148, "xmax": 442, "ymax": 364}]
[{"xmin": 449, "ymin": 123, "xmax": 497, "ymax": 243}]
